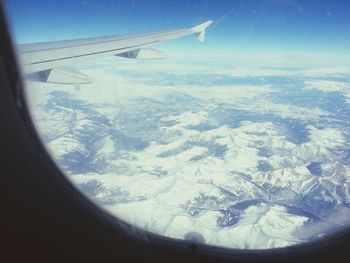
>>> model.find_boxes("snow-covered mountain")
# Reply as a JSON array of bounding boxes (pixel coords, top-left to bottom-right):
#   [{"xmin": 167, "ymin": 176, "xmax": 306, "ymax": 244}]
[{"xmin": 25, "ymin": 58, "xmax": 350, "ymax": 249}]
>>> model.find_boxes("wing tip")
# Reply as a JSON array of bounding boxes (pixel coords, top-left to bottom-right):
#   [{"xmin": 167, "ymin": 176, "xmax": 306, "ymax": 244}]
[{"xmin": 191, "ymin": 20, "xmax": 213, "ymax": 42}]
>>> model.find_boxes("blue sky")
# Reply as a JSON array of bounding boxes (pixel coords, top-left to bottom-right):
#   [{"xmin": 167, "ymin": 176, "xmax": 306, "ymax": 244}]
[{"xmin": 4, "ymin": 0, "xmax": 350, "ymax": 58}]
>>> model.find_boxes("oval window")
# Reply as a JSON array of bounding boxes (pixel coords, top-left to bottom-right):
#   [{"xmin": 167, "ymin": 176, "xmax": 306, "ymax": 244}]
[{"xmin": 5, "ymin": 0, "xmax": 350, "ymax": 249}]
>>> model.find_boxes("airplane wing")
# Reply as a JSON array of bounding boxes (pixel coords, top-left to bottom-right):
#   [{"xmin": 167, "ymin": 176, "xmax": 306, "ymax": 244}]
[{"xmin": 18, "ymin": 20, "xmax": 213, "ymax": 84}]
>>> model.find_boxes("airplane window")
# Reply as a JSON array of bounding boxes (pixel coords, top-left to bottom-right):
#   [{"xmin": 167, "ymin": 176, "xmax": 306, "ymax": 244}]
[{"xmin": 4, "ymin": 0, "xmax": 350, "ymax": 250}]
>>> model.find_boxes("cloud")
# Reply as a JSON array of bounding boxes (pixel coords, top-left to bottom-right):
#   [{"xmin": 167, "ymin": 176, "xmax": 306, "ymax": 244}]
[{"xmin": 304, "ymin": 79, "xmax": 350, "ymax": 105}]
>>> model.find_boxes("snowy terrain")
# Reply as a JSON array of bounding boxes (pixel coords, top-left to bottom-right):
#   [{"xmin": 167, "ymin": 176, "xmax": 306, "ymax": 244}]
[{"xmin": 25, "ymin": 57, "xmax": 350, "ymax": 249}]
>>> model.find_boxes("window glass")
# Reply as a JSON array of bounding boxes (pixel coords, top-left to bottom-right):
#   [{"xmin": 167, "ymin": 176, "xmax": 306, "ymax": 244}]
[{"xmin": 4, "ymin": 0, "xmax": 350, "ymax": 249}]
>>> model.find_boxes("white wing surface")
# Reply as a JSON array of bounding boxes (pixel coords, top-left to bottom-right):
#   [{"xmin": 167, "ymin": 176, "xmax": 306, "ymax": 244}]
[{"xmin": 18, "ymin": 21, "xmax": 213, "ymax": 84}]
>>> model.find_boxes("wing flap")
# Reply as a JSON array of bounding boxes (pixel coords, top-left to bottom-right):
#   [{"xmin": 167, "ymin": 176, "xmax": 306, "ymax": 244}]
[
  {"xmin": 116, "ymin": 48, "xmax": 166, "ymax": 60},
  {"xmin": 26, "ymin": 67, "xmax": 92, "ymax": 84}
]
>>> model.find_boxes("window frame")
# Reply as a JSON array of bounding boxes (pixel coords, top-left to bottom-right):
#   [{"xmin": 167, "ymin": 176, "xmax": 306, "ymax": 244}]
[{"xmin": 1, "ymin": 2, "xmax": 350, "ymax": 262}]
